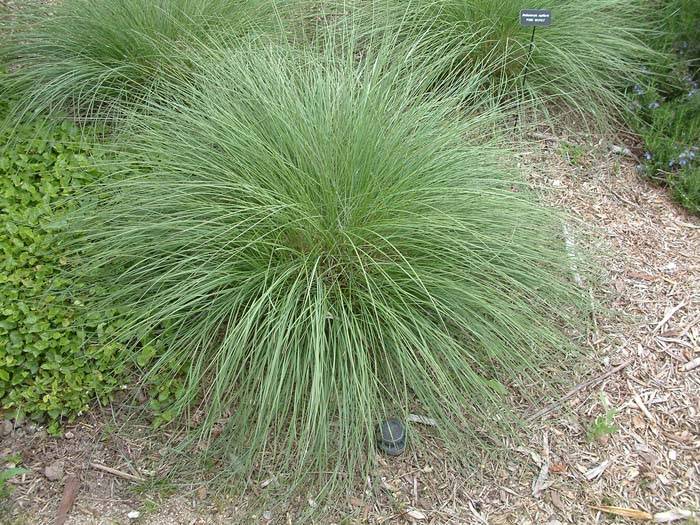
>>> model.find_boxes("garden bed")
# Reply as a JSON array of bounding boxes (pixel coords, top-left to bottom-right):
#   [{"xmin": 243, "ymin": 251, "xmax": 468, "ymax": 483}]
[
  {"xmin": 1, "ymin": 0, "xmax": 698, "ymax": 523},
  {"xmin": 3, "ymin": 129, "xmax": 698, "ymax": 524}
]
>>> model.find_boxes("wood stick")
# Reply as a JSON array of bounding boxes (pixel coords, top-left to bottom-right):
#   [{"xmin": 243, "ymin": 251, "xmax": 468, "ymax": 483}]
[
  {"xmin": 633, "ymin": 392, "xmax": 654, "ymax": 421},
  {"xmin": 681, "ymin": 357, "xmax": 700, "ymax": 372},
  {"xmin": 89, "ymin": 463, "xmax": 144, "ymax": 483},
  {"xmin": 55, "ymin": 475, "xmax": 80, "ymax": 525},
  {"xmin": 654, "ymin": 302, "xmax": 686, "ymax": 333},
  {"xmin": 526, "ymin": 358, "xmax": 633, "ymax": 421}
]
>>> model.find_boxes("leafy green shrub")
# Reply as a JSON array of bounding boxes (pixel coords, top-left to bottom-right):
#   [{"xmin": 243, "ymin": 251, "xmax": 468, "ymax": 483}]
[
  {"xmin": 660, "ymin": 0, "xmax": 700, "ymax": 61},
  {"xmin": 628, "ymin": 0, "xmax": 700, "ymax": 214},
  {"xmin": 0, "ymin": 97, "xmax": 125, "ymax": 431},
  {"xmin": 65, "ymin": 43, "xmax": 590, "ymax": 488},
  {"xmin": 670, "ymin": 162, "xmax": 700, "ymax": 213},
  {"xmin": 633, "ymin": 86, "xmax": 699, "ymax": 214},
  {"xmin": 354, "ymin": 0, "xmax": 660, "ymax": 128},
  {"xmin": 0, "ymin": 0, "xmax": 282, "ymax": 122}
]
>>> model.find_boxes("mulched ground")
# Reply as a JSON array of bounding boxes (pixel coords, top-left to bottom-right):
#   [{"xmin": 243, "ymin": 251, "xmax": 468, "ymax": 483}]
[{"xmin": 1, "ymin": 128, "xmax": 698, "ymax": 524}]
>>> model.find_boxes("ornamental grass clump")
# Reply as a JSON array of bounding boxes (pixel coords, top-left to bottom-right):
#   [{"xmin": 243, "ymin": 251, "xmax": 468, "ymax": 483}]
[
  {"xmin": 359, "ymin": 0, "xmax": 662, "ymax": 128},
  {"xmin": 0, "ymin": 0, "xmax": 282, "ymax": 122},
  {"xmin": 66, "ymin": 43, "xmax": 590, "ymax": 490}
]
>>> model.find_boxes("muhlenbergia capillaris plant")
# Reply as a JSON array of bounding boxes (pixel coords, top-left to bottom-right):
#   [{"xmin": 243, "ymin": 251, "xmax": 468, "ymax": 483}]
[
  {"xmin": 65, "ymin": 41, "xmax": 589, "ymax": 494},
  {"xmin": 351, "ymin": 0, "xmax": 663, "ymax": 129},
  {"xmin": 0, "ymin": 0, "xmax": 283, "ymax": 123}
]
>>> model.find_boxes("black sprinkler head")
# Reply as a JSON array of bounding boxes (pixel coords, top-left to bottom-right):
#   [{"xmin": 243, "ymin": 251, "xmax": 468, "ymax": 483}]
[{"xmin": 378, "ymin": 418, "xmax": 406, "ymax": 456}]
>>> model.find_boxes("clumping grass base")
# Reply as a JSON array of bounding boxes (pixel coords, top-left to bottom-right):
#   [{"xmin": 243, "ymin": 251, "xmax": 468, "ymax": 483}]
[
  {"xmin": 349, "ymin": 0, "xmax": 663, "ymax": 129},
  {"xmin": 0, "ymin": 0, "xmax": 283, "ymax": 122},
  {"xmin": 65, "ymin": 43, "xmax": 590, "ymax": 493}
]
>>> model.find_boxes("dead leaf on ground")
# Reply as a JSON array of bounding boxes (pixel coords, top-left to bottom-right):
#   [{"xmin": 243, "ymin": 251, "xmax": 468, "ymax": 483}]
[
  {"xmin": 654, "ymin": 509, "xmax": 698, "ymax": 523},
  {"xmin": 591, "ymin": 505, "xmax": 652, "ymax": 520},
  {"xmin": 405, "ymin": 509, "xmax": 427, "ymax": 521},
  {"xmin": 549, "ymin": 462, "xmax": 567, "ymax": 473},
  {"xmin": 584, "ymin": 460, "xmax": 610, "ymax": 481},
  {"xmin": 549, "ymin": 491, "xmax": 567, "ymax": 513},
  {"xmin": 349, "ymin": 496, "xmax": 364, "ymax": 507},
  {"xmin": 632, "ymin": 414, "xmax": 645, "ymax": 429}
]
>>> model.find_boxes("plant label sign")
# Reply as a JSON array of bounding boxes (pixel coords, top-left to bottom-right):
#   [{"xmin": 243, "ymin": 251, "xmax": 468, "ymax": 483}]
[{"xmin": 519, "ymin": 9, "xmax": 552, "ymax": 27}]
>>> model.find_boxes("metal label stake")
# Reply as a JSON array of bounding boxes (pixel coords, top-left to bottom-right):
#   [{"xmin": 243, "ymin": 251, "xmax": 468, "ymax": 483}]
[
  {"xmin": 515, "ymin": 9, "xmax": 553, "ymax": 129},
  {"xmin": 518, "ymin": 9, "xmax": 553, "ymax": 84}
]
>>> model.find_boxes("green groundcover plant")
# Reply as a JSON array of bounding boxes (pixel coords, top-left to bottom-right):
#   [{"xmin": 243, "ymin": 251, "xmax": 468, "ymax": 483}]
[
  {"xmin": 633, "ymin": 85, "xmax": 699, "ymax": 214},
  {"xmin": 629, "ymin": 0, "xmax": 700, "ymax": 214},
  {"xmin": 349, "ymin": 0, "xmax": 662, "ymax": 129},
  {"xmin": 659, "ymin": 0, "xmax": 700, "ymax": 60},
  {"xmin": 0, "ymin": 0, "xmax": 284, "ymax": 123},
  {"xmin": 0, "ymin": 94, "xmax": 125, "ymax": 432},
  {"xmin": 64, "ymin": 42, "xmax": 591, "ymax": 493}
]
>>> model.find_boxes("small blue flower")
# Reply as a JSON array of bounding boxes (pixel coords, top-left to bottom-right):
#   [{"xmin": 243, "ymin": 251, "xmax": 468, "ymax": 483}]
[
  {"xmin": 648, "ymin": 101, "xmax": 660, "ymax": 109},
  {"xmin": 668, "ymin": 159, "xmax": 676, "ymax": 168},
  {"xmin": 680, "ymin": 158, "xmax": 688, "ymax": 167},
  {"xmin": 644, "ymin": 151, "xmax": 653, "ymax": 161},
  {"xmin": 633, "ymin": 84, "xmax": 645, "ymax": 95}
]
